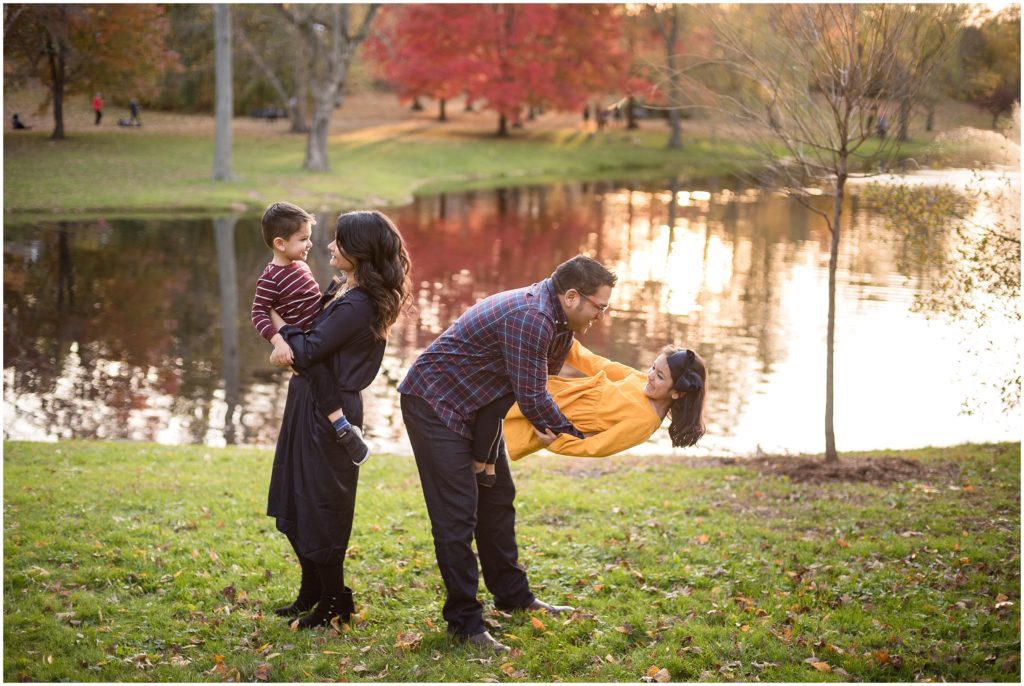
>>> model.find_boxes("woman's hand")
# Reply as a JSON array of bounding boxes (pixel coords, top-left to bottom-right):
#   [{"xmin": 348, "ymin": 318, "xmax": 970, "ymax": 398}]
[
  {"xmin": 533, "ymin": 427, "xmax": 558, "ymax": 446},
  {"xmin": 269, "ymin": 347, "xmax": 293, "ymax": 368}
]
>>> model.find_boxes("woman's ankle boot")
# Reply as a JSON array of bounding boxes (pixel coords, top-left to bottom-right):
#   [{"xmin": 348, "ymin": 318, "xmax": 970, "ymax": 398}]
[
  {"xmin": 274, "ymin": 587, "xmax": 319, "ymax": 617},
  {"xmin": 295, "ymin": 586, "xmax": 355, "ymax": 629},
  {"xmin": 275, "ymin": 551, "xmax": 321, "ymax": 617}
]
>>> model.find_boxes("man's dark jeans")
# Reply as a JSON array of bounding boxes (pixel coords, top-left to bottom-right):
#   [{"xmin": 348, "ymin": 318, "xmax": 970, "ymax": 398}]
[{"xmin": 401, "ymin": 393, "xmax": 535, "ymax": 637}]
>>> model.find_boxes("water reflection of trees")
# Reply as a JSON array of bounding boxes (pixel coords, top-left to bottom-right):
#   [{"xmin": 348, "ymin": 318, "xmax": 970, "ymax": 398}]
[
  {"xmin": 4, "ymin": 181, "xmax": 951, "ymax": 452},
  {"xmin": 3, "ymin": 217, "xmax": 280, "ymax": 444}
]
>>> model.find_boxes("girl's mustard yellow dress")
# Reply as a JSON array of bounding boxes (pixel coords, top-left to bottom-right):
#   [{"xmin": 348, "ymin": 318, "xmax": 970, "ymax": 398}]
[{"xmin": 503, "ymin": 339, "xmax": 663, "ymax": 460}]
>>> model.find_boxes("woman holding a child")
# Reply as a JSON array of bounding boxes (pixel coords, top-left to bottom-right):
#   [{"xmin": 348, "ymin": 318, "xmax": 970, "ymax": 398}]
[{"xmin": 266, "ymin": 209, "xmax": 412, "ymax": 629}]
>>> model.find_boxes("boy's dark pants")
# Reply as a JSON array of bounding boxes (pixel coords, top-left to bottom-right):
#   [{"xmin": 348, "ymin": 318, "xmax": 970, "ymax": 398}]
[
  {"xmin": 400, "ymin": 393, "xmax": 535, "ymax": 637},
  {"xmin": 472, "ymin": 393, "xmax": 516, "ymax": 465},
  {"xmin": 300, "ymin": 362, "xmax": 345, "ymax": 424}
]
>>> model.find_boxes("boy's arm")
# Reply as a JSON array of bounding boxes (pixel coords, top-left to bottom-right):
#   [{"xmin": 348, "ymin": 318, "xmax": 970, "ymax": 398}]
[
  {"xmin": 268, "ymin": 310, "xmax": 294, "ymax": 366},
  {"xmin": 251, "ymin": 273, "xmax": 281, "ymax": 341}
]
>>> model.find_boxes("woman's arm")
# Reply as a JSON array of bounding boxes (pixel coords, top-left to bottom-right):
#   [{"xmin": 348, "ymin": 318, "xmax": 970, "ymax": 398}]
[
  {"xmin": 279, "ymin": 299, "xmax": 365, "ymax": 369},
  {"xmin": 564, "ymin": 339, "xmax": 640, "ymax": 381}
]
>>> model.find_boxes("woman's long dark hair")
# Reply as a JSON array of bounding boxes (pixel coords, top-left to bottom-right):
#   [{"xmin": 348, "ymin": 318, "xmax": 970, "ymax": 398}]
[
  {"xmin": 664, "ymin": 345, "xmax": 707, "ymax": 448},
  {"xmin": 335, "ymin": 210, "xmax": 412, "ymax": 340}
]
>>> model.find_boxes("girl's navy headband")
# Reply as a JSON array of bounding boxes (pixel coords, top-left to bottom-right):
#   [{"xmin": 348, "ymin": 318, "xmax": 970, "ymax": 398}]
[{"xmin": 667, "ymin": 349, "xmax": 703, "ymax": 393}]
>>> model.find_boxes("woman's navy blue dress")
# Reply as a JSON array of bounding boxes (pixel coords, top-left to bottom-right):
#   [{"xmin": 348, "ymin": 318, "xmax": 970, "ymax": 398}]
[{"xmin": 266, "ymin": 285, "xmax": 384, "ymax": 565}]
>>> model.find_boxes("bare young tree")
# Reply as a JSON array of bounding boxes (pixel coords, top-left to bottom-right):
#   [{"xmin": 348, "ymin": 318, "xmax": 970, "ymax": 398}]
[
  {"xmin": 706, "ymin": 4, "xmax": 958, "ymax": 461},
  {"xmin": 278, "ymin": 3, "xmax": 379, "ymax": 172}
]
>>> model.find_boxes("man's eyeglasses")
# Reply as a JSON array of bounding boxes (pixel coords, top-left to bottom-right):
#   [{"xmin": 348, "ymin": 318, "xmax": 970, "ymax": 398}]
[{"xmin": 576, "ymin": 290, "xmax": 609, "ymax": 313}]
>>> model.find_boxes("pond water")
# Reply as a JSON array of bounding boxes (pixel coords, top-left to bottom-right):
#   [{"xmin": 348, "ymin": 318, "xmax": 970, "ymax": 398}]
[{"xmin": 3, "ymin": 174, "xmax": 1019, "ymax": 456}]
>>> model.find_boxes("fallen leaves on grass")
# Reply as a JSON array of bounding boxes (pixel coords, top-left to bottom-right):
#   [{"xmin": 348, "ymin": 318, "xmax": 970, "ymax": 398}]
[
  {"xmin": 641, "ymin": 665, "xmax": 671, "ymax": 682},
  {"xmin": 395, "ymin": 631, "xmax": 423, "ymax": 652},
  {"xmin": 208, "ymin": 654, "xmax": 240, "ymax": 681},
  {"xmin": 804, "ymin": 657, "xmax": 831, "ymax": 672}
]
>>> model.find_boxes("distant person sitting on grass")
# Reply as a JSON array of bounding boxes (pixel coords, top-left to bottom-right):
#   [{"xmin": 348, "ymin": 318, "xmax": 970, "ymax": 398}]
[
  {"xmin": 251, "ymin": 201, "xmax": 370, "ymax": 465},
  {"xmin": 470, "ymin": 340, "xmax": 707, "ymax": 487},
  {"xmin": 11, "ymin": 113, "xmax": 30, "ymax": 130}
]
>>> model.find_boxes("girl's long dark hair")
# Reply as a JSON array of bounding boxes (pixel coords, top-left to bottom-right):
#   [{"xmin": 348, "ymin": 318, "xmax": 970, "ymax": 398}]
[
  {"xmin": 335, "ymin": 210, "xmax": 412, "ymax": 340},
  {"xmin": 664, "ymin": 345, "xmax": 707, "ymax": 448}
]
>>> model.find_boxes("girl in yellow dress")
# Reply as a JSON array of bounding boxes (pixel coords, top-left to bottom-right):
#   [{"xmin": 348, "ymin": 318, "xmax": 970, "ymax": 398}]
[{"xmin": 472, "ymin": 339, "xmax": 707, "ymax": 483}]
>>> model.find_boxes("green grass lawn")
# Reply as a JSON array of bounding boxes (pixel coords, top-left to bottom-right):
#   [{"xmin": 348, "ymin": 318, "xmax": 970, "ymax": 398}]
[
  {"xmin": 2, "ymin": 126, "xmax": 767, "ymax": 220},
  {"xmin": 3, "ymin": 440, "xmax": 1019, "ymax": 682},
  {"xmin": 2, "ymin": 120, "xmax": 949, "ymax": 221}
]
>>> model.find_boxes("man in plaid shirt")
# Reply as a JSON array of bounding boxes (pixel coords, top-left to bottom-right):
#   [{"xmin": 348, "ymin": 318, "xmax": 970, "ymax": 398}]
[{"xmin": 399, "ymin": 254, "xmax": 617, "ymax": 652}]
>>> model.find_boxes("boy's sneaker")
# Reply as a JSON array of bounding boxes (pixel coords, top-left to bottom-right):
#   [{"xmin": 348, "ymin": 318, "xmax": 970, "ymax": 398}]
[
  {"xmin": 337, "ymin": 426, "xmax": 370, "ymax": 465},
  {"xmin": 476, "ymin": 471, "xmax": 497, "ymax": 488}
]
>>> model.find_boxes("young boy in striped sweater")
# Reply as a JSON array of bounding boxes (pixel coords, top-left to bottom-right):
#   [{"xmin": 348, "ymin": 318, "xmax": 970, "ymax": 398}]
[{"xmin": 251, "ymin": 202, "xmax": 369, "ymax": 465}]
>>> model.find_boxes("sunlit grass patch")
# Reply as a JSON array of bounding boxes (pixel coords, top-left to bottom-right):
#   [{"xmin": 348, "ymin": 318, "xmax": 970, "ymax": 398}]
[{"xmin": 3, "ymin": 440, "xmax": 1019, "ymax": 681}]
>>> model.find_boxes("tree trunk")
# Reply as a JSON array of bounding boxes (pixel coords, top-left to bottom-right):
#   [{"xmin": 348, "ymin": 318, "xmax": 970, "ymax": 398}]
[
  {"xmin": 438, "ymin": 98, "xmax": 446, "ymax": 122},
  {"xmin": 925, "ymin": 102, "xmax": 935, "ymax": 132},
  {"xmin": 48, "ymin": 57, "xmax": 65, "ymax": 140},
  {"xmin": 45, "ymin": 26, "xmax": 65, "ymax": 140},
  {"xmin": 411, "ymin": 97, "xmax": 423, "ymax": 111},
  {"xmin": 664, "ymin": 8, "xmax": 682, "ymax": 149},
  {"xmin": 213, "ymin": 4, "xmax": 234, "ymax": 180},
  {"xmin": 290, "ymin": 38, "xmax": 310, "ymax": 133},
  {"xmin": 297, "ymin": 3, "xmax": 379, "ymax": 171},
  {"xmin": 626, "ymin": 95, "xmax": 638, "ymax": 130},
  {"xmin": 497, "ymin": 113, "xmax": 508, "ymax": 137},
  {"xmin": 897, "ymin": 96, "xmax": 911, "ymax": 142},
  {"xmin": 668, "ymin": 109, "xmax": 682, "ymax": 149},
  {"xmin": 825, "ymin": 169, "xmax": 846, "ymax": 463},
  {"xmin": 304, "ymin": 92, "xmax": 333, "ymax": 171}
]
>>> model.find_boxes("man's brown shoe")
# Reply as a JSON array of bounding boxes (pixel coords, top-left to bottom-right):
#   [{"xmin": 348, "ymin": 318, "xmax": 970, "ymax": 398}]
[
  {"xmin": 465, "ymin": 630, "xmax": 511, "ymax": 653},
  {"xmin": 527, "ymin": 599, "xmax": 574, "ymax": 615}
]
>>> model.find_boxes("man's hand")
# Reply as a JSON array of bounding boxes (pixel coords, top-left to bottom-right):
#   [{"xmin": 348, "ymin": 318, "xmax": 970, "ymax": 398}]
[{"xmin": 533, "ymin": 427, "xmax": 558, "ymax": 446}]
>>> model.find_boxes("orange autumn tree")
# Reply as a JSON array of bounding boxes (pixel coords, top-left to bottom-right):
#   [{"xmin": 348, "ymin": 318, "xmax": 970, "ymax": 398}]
[
  {"xmin": 369, "ymin": 3, "xmax": 628, "ymax": 135},
  {"xmin": 4, "ymin": 4, "xmax": 179, "ymax": 139}
]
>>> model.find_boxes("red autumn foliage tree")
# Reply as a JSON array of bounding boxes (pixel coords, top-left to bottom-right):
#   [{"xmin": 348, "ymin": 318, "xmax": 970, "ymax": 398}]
[
  {"xmin": 368, "ymin": 3, "xmax": 628, "ymax": 135},
  {"xmin": 4, "ymin": 4, "xmax": 179, "ymax": 140}
]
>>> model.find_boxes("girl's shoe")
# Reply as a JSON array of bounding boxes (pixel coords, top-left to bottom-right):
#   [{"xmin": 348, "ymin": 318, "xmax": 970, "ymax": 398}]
[
  {"xmin": 295, "ymin": 587, "xmax": 355, "ymax": 629},
  {"xmin": 476, "ymin": 471, "xmax": 497, "ymax": 488}
]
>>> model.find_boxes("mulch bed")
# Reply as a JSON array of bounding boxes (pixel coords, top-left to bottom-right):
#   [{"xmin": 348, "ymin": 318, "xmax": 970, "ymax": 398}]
[{"xmin": 739, "ymin": 454, "xmax": 961, "ymax": 486}]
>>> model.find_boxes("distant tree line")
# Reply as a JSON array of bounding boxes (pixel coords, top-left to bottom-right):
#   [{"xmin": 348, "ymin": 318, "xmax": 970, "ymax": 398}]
[{"xmin": 4, "ymin": 3, "xmax": 1019, "ymax": 145}]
